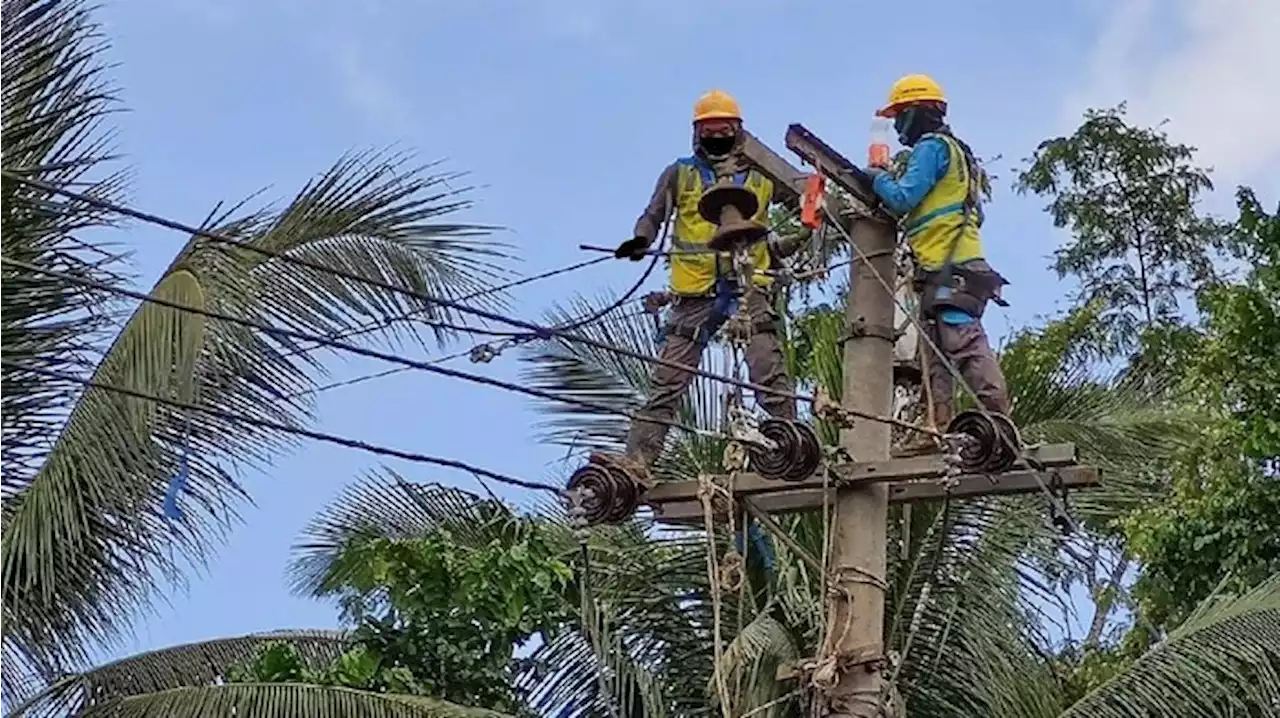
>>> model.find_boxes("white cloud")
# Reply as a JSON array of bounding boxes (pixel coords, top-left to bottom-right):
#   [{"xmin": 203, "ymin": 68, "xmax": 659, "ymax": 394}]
[
  {"xmin": 1067, "ymin": 0, "xmax": 1280, "ymax": 191},
  {"xmin": 325, "ymin": 34, "xmax": 415, "ymax": 136}
]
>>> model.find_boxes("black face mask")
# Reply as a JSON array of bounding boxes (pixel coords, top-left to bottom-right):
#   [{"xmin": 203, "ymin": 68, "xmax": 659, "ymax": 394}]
[
  {"xmin": 698, "ymin": 134, "xmax": 737, "ymax": 158},
  {"xmin": 894, "ymin": 105, "xmax": 946, "ymax": 146}
]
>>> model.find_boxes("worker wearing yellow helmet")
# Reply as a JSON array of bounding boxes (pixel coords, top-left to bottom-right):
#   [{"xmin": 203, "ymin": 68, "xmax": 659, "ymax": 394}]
[
  {"xmin": 866, "ymin": 74, "xmax": 1011, "ymax": 432},
  {"xmin": 608, "ymin": 89, "xmax": 808, "ymax": 475}
]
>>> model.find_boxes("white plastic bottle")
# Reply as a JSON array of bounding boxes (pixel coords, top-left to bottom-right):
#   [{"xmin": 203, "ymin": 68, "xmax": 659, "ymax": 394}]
[{"xmin": 869, "ymin": 117, "xmax": 893, "ymax": 168}]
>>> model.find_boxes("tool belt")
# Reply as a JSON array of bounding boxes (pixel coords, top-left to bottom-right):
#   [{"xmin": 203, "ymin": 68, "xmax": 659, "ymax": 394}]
[
  {"xmin": 664, "ymin": 314, "xmax": 778, "ymax": 346},
  {"xmin": 913, "ymin": 260, "xmax": 1008, "ymax": 320},
  {"xmin": 664, "ymin": 278, "xmax": 778, "ymax": 346}
]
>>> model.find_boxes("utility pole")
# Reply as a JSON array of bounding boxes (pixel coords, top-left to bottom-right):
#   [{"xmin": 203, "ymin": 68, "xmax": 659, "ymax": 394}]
[
  {"xmin": 627, "ymin": 128, "xmax": 1096, "ymax": 718},
  {"xmin": 821, "ymin": 213, "xmax": 897, "ymax": 716}
]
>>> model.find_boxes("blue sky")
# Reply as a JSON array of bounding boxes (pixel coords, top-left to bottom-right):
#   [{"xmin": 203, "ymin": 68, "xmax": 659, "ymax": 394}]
[{"xmin": 89, "ymin": 0, "xmax": 1279, "ymax": 660}]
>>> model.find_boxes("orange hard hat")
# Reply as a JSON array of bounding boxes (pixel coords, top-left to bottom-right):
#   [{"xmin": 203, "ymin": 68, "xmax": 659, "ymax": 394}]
[
  {"xmin": 877, "ymin": 74, "xmax": 947, "ymax": 117},
  {"xmin": 692, "ymin": 89, "xmax": 743, "ymax": 123}
]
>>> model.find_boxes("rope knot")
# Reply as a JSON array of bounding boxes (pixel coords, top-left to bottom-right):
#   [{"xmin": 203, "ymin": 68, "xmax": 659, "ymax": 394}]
[{"xmin": 718, "ymin": 550, "xmax": 745, "ymax": 591}]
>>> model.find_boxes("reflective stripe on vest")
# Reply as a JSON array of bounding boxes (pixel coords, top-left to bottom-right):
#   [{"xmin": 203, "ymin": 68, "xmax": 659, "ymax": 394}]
[
  {"xmin": 902, "ymin": 134, "xmax": 984, "ymax": 271},
  {"xmin": 669, "ymin": 157, "xmax": 774, "ymax": 296}
]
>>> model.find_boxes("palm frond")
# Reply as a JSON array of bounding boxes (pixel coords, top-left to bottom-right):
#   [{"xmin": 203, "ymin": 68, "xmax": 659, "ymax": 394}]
[
  {"xmin": 1, "ymin": 0, "xmax": 134, "ymax": 699},
  {"xmin": 520, "ymin": 292, "xmax": 748, "ymax": 483},
  {"xmin": 1062, "ymin": 574, "xmax": 1280, "ymax": 717},
  {"xmin": 11, "ymin": 630, "xmax": 351, "ymax": 718},
  {"xmin": 888, "ymin": 499, "xmax": 1063, "ymax": 718},
  {"xmin": 288, "ymin": 469, "xmax": 517, "ymax": 599},
  {"xmin": 1001, "ymin": 316, "xmax": 1199, "ymax": 523},
  {"xmin": 519, "ymin": 292, "xmax": 658, "ymax": 452},
  {"xmin": 240, "ymin": 150, "xmax": 512, "ymax": 349},
  {"xmin": 2, "ymin": 147, "xmax": 514, "ymax": 692},
  {"xmin": 77, "ymin": 683, "xmax": 510, "ymax": 718},
  {"xmin": 709, "ymin": 613, "xmax": 799, "ymax": 718}
]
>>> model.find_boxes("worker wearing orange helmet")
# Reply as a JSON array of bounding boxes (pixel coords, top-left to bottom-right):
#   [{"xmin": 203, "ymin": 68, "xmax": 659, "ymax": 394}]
[
  {"xmin": 610, "ymin": 89, "xmax": 806, "ymax": 474},
  {"xmin": 866, "ymin": 74, "xmax": 1011, "ymax": 431}
]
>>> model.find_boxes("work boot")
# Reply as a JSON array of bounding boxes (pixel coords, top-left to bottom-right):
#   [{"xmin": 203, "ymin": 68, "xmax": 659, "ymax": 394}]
[
  {"xmin": 589, "ymin": 451, "xmax": 655, "ymax": 490},
  {"xmin": 893, "ymin": 404, "xmax": 951, "ymax": 457},
  {"xmin": 894, "ymin": 431, "xmax": 940, "ymax": 457}
]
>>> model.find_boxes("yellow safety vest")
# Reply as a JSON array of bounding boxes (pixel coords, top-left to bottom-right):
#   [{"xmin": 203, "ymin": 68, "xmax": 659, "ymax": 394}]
[
  {"xmin": 669, "ymin": 157, "xmax": 774, "ymax": 296},
  {"xmin": 902, "ymin": 134, "xmax": 984, "ymax": 272}
]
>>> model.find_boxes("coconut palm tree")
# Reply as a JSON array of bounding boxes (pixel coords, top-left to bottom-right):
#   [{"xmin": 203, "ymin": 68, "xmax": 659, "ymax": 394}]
[
  {"xmin": 496, "ymin": 288, "xmax": 1279, "ymax": 717},
  {"xmin": 1, "ymin": 0, "xmax": 512, "ymax": 710},
  {"xmin": 23, "ymin": 288, "xmax": 1278, "ymax": 715},
  {"xmin": 74, "ymin": 291, "xmax": 1264, "ymax": 717}
]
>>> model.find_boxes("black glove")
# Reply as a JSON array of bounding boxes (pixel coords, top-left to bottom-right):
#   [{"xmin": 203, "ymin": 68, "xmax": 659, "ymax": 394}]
[{"xmin": 614, "ymin": 236, "xmax": 651, "ymax": 261}]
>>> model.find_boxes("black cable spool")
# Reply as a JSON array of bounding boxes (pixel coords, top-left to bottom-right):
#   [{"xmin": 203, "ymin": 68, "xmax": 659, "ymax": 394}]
[{"xmin": 785, "ymin": 422, "xmax": 823, "ymax": 482}]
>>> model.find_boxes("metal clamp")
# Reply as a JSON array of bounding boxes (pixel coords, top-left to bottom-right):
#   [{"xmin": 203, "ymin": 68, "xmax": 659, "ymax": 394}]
[
  {"xmin": 469, "ymin": 343, "xmax": 501, "ymax": 363},
  {"xmin": 813, "ymin": 387, "xmax": 854, "ymax": 428},
  {"xmin": 840, "ymin": 316, "xmax": 900, "ymax": 345},
  {"xmin": 726, "ymin": 405, "xmax": 778, "ymax": 453}
]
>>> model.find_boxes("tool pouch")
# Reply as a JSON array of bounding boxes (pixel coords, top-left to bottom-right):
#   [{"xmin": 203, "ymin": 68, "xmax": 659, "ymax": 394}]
[{"xmin": 914, "ymin": 260, "xmax": 1009, "ymax": 320}]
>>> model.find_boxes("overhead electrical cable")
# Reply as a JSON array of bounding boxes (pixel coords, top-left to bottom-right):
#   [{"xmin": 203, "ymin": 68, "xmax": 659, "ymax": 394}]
[
  {"xmin": 1, "ymin": 256, "xmax": 720, "ymax": 441},
  {"xmin": 0, "ymin": 360, "xmax": 562, "ymax": 495},
  {"xmin": 7, "ymin": 173, "xmax": 936, "ymax": 437}
]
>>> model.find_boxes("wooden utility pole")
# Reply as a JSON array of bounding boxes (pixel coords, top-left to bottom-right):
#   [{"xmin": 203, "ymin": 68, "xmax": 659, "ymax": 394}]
[
  {"xmin": 822, "ymin": 212, "xmax": 898, "ymax": 716},
  {"xmin": 638, "ymin": 128, "xmax": 1097, "ymax": 718}
]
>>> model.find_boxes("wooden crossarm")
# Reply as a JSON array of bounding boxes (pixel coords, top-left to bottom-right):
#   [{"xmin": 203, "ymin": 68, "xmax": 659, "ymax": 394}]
[
  {"xmin": 647, "ymin": 465, "xmax": 1100, "ymax": 526},
  {"xmin": 642, "ymin": 443, "xmax": 1078, "ymax": 506}
]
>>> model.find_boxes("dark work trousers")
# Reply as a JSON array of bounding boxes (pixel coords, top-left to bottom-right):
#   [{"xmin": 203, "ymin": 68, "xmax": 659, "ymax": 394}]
[
  {"xmin": 922, "ymin": 314, "xmax": 1011, "ymax": 429},
  {"xmin": 624, "ymin": 289, "xmax": 796, "ymax": 468}
]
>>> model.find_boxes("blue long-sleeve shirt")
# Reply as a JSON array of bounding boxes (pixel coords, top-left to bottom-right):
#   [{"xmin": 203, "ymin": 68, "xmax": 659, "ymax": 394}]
[
  {"xmin": 871, "ymin": 137, "xmax": 976, "ymax": 325},
  {"xmin": 872, "ymin": 137, "xmax": 950, "ymax": 214}
]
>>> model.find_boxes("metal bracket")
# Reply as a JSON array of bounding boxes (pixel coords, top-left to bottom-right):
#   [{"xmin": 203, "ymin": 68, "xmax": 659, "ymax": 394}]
[
  {"xmin": 840, "ymin": 316, "xmax": 900, "ymax": 345},
  {"xmin": 784, "ymin": 123, "xmax": 892, "ymax": 225},
  {"xmin": 726, "ymin": 404, "xmax": 778, "ymax": 452}
]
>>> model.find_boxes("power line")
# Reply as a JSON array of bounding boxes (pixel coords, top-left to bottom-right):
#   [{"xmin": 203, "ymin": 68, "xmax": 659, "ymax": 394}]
[
  {"xmin": 286, "ymin": 349, "xmax": 473, "ymax": 400},
  {"xmin": 284, "ymin": 255, "xmax": 615, "ymax": 355},
  {"xmin": 5, "ymin": 175, "xmax": 933, "ymax": 436},
  {"xmin": 303, "ymin": 304, "xmax": 650, "ymax": 401},
  {"xmin": 2, "ymin": 256, "xmax": 717, "ymax": 442},
  {"xmin": 0, "ymin": 360, "xmax": 562, "ymax": 495}
]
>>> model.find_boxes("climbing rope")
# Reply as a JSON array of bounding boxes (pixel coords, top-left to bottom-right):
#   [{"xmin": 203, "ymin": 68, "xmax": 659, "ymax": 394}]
[
  {"xmin": 699, "ymin": 468, "xmax": 736, "ymax": 718},
  {"xmin": 565, "ymin": 488, "xmax": 623, "ymax": 718}
]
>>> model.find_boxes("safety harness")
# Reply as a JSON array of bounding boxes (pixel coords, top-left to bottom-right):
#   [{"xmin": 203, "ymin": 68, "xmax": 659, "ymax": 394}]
[
  {"xmin": 658, "ymin": 275, "xmax": 778, "ymax": 348},
  {"xmin": 910, "ymin": 131, "xmax": 1009, "ymax": 320}
]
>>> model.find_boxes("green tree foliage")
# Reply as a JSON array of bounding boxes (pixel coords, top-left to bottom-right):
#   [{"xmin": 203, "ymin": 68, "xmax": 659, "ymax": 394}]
[
  {"xmin": 12, "ymin": 479, "xmax": 574, "ymax": 717},
  {"xmin": 1015, "ymin": 105, "xmax": 1232, "ymax": 352},
  {"xmin": 1014, "ymin": 105, "xmax": 1248, "ymax": 666},
  {"xmin": 1123, "ymin": 188, "xmax": 1280, "ymax": 632},
  {"xmin": 291, "ymin": 482, "xmax": 574, "ymax": 714}
]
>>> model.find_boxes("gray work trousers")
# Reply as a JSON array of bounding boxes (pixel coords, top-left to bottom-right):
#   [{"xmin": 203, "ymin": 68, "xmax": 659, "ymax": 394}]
[
  {"xmin": 624, "ymin": 291, "xmax": 796, "ymax": 468},
  {"xmin": 923, "ymin": 316, "xmax": 1011, "ymax": 428}
]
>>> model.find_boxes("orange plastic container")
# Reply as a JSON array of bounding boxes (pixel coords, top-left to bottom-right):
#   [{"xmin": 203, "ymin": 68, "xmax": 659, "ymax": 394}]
[{"xmin": 869, "ymin": 117, "xmax": 893, "ymax": 168}]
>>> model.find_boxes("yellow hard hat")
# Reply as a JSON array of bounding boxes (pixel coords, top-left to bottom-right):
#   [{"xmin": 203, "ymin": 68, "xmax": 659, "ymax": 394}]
[
  {"xmin": 692, "ymin": 89, "xmax": 743, "ymax": 123},
  {"xmin": 877, "ymin": 74, "xmax": 947, "ymax": 117}
]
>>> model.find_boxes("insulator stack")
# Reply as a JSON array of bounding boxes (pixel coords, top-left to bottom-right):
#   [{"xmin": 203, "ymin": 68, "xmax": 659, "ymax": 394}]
[
  {"xmin": 945, "ymin": 410, "xmax": 1021, "ymax": 473},
  {"xmin": 565, "ymin": 458, "xmax": 642, "ymax": 525},
  {"xmin": 749, "ymin": 419, "xmax": 823, "ymax": 482}
]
